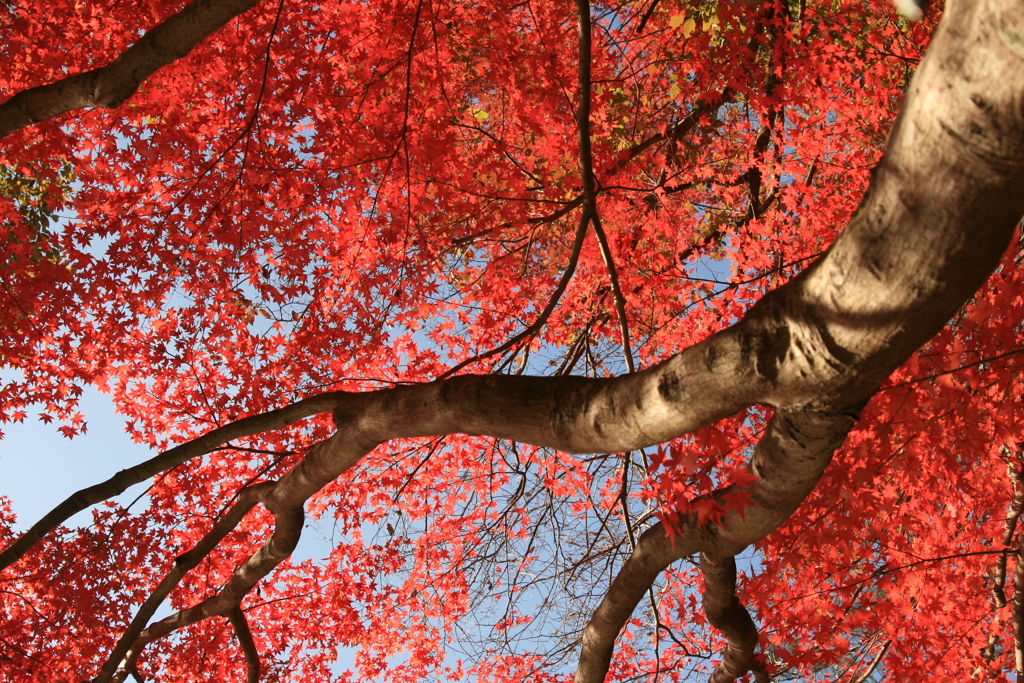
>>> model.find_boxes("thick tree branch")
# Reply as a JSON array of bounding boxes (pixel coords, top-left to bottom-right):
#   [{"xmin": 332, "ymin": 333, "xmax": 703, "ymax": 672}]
[
  {"xmin": 574, "ymin": 0, "xmax": 1024, "ymax": 679},
  {"xmin": 0, "ymin": 0, "xmax": 266, "ymax": 140},
  {"xmin": 575, "ymin": 408, "xmax": 854, "ymax": 683},
  {"xmin": 700, "ymin": 553, "xmax": 768, "ymax": 683},
  {"xmin": 4, "ymin": 5, "xmax": 1024, "ymax": 680}
]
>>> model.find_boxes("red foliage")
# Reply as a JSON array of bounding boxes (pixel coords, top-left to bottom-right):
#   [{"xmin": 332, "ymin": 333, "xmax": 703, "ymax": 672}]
[{"xmin": 2, "ymin": 0, "xmax": 1022, "ymax": 681}]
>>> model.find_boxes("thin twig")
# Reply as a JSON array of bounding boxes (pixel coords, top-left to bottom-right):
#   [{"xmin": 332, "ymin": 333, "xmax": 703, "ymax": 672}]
[
  {"xmin": 435, "ymin": 211, "xmax": 589, "ymax": 379},
  {"xmin": 576, "ymin": 0, "xmax": 634, "ymax": 373},
  {"xmin": 851, "ymin": 639, "xmax": 890, "ymax": 683}
]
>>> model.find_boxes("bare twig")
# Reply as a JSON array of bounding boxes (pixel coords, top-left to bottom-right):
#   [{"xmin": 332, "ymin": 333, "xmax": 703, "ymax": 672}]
[
  {"xmin": 576, "ymin": 0, "xmax": 634, "ymax": 374},
  {"xmin": 435, "ymin": 210, "xmax": 589, "ymax": 379},
  {"xmin": 624, "ymin": 89, "xmax": 734, "ymax": 164}
]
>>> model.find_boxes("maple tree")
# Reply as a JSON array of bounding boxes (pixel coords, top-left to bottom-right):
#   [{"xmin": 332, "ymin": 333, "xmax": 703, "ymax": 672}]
[{"xmin": 2, "ymin": 0, "xmax": 1024, "ymax": 680}]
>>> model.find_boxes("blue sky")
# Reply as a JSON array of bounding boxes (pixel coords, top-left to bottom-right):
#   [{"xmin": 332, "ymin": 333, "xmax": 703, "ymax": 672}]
[{"xmin": 0, "ymin": 384, "xmax": 152, "ymax": 532}]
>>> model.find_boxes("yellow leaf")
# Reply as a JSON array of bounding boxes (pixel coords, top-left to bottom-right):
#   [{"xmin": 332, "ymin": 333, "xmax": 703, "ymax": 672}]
[
  {"xmin": 682, "ymin": 18, "xmax": 696, "ymax": 38},
  {"xmin": 669, "ymin": 12, "xmax": 686, "ymax": 27}
]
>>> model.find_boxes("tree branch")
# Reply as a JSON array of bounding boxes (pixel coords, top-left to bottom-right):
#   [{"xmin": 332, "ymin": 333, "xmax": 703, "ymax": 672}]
[
  {"xmin": 0, "ymin": 0, "xmax": 266, "ymax": 140},
  {"xmin": 700, "ymin": 552, "xmax": 768, "ymax": 683},
  {"xmin": 4, "ymin": 5, "xmax": 1024, "ymax": 679},
  {"xmin": 624, "ymin": 89, "xmax": 734, "ymax": 164},
  {"xmin": 591, "ymin": 212, "xmax": 635, "ymax": 374},
  {"xmin": 574, "ymin": 0, "xmax": 1024, "ymax": 678},
  {"xmin": 991, "ymin": 457, "xmax": 1024, "ymax": 609},
  {"xmin": 95, "ymin": 482, "xmax": 276, "ymax": 681},
  {"xmin": 576, "ymin": 0, "xmax": 634, "ymax": 374},
  {"xmin": 0, "ymin": 392, "xmax": 339, "ymax": 572},
  {"xmin": 228, "ymin": 607, "xmax": 261, "ymax": 683},
  {"xmin": 106, "ymin": 502, "xmax": 304, "ymax": 682},
  {"xmin": 852, "ymin": 640, "xmax": 890, "ymax": 683},
  {"xmin": 436, "ymin": 210, "xmax": 589, "ymax": 379},
  {"xmin": 1015, "ymin": 534, "xmax": 1024, "ymax": 677}
]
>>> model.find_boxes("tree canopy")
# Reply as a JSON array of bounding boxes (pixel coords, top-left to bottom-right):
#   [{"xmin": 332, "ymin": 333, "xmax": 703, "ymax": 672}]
[{"xmin": 2, "ymin": 0, "xmax": 1024, "ymax": 681}]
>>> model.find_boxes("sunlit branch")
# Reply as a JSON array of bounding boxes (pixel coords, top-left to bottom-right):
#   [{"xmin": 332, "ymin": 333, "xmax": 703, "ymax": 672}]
[
  {"xmin": 571, "ymin": 0, "xmax": 1024, "ymax": 676},
  {"xmin": 852, "ymin": 640, "xmax": 890, "ymax": 683},
  {"xmin": 0, "ymin": 0, "xmax": 267, "ymax": 140},
  {"xmin": 623, "ymin": 89, "xmax": 734, "ymax": 165},
  {"xmin": 1014, "ymin": 534, "xmax": 1024, "ymax": 677},
  {"xmin": 5, "ymin": 5, "xmax": 1024, "ymax": 679},
  {"xmin": 990, "ymin": 458, "xmax": 1024, "ymax": 609},
  {"xmin": 574, "ymin": 405, "xmax": 855, "ymax": 683}
]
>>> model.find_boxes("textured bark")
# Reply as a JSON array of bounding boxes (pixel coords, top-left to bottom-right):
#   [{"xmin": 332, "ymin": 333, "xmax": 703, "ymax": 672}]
[
  {"xmin": 0, "ymin": 0, "xmax": 264, "ymax": 139},
  {"xmin": 574, "ymin": 0, "xmax": 1024, "ymax": 679},
  {"xmin": 3, "ymin": 0, "xmax": 1024, "ymax": 679}
]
